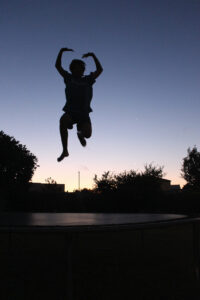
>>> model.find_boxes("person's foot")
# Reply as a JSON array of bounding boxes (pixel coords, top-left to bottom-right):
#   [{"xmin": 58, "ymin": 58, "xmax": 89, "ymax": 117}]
[
  {"xmin": 57, "ymin": 150, "xmax": 69, "ymax": 162},
  {"xmin": 77, "ymin": 131, "xmax": 86, "ymax": 147}
]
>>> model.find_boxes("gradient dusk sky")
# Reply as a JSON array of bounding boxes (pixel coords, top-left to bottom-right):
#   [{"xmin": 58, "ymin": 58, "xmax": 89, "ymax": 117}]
[{"xmin": 1, "ymin": 0, "xmax": 200, "ymax": 191}]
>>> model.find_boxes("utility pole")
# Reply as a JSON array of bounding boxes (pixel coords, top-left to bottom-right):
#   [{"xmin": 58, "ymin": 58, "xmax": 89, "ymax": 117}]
[{"xmin": 78, "ymin": 171, "xmax": 80, "ymax": 190}]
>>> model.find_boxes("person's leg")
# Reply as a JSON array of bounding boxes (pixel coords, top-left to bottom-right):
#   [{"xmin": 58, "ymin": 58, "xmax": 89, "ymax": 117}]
[
  {"xmin": 57, "ymin": 113, "xmax": 73, "ymax": 162},
  {"xmin": 77, "ymin": 119, "xmax": 92, "ymax": 147}
]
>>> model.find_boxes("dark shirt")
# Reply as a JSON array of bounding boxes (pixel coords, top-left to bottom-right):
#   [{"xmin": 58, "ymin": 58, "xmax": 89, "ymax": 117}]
[{"xmin": 62, "ymin": 71, "xmax": 96, "ymax": 117}]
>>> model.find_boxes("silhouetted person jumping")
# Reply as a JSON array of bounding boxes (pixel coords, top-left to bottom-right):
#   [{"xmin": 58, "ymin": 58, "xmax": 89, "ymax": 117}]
[{"xmin": 55, "ymin": 47, "xmax": 103, "ymax": 162}]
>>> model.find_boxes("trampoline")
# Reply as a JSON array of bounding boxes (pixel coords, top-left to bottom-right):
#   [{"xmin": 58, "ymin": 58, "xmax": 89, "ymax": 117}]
[
  {"xmin": 0, "ymin": 212, "xmax": 200, "ymax": 299},
  {"xmin": 0, "ymin": 212, "xmax": 192, "ymax": 230}
]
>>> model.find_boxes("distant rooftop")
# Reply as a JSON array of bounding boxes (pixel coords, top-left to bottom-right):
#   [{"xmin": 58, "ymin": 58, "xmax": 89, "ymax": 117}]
[{"xmin": 29, "ymin": 182, "xmax": 65, "ymax": 193}]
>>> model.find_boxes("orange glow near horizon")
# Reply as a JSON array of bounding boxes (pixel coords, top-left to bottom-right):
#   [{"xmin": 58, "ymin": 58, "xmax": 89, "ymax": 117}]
[{"xmin": 32, "ymin": 169, "xmax": 186, "ymax": 192}]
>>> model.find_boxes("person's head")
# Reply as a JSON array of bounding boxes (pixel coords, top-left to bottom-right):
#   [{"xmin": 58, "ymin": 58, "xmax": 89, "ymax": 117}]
[{"xmin": 69, "ymin": 59, "xmax": 85, "ymax": 77}]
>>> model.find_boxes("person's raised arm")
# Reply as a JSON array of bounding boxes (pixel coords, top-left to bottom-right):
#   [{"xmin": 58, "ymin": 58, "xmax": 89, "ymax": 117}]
[
  {"xmin": 55, "ymin": 47, "xmax": 74, "ymax": 77},
  {"xmin": 82, "ymin": 52, "xmax": 103, "ymax": 79}
]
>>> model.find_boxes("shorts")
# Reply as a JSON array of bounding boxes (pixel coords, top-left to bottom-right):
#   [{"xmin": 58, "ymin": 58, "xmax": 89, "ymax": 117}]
[{"xmin": 63, "ymin": 111, "xmax": 91, "ymax": 130}]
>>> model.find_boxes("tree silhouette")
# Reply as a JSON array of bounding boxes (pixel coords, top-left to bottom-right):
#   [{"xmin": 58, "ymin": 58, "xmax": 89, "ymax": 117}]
[
  {"xmin": 0, "ymin": 131, "xmax": 38, "ymax": 188},
  {"xmin": 142, "ymin": 163, "xmax": 164, "ymax": 178},
  {"xmin": 94, "ymin": 171, "xmax": 116, "ymax": 192},
  {"xmin": 181, "ymin": 146, "xmax": 200, "ymax": 189},
  {"xmin": 45, "ymin": 177, "xmax": 57, "ymax": 185},
  {"xmin": 114, "ymin": 170, "xmax": 137, "ymax": 192},
  {"xmin": 94, "ymin": 164, "xmax": 165, "ymax": 194}
]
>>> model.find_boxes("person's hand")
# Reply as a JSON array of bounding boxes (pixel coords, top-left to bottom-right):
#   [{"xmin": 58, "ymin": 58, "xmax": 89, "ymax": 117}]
[
  {"xmin": 60, "ymin": 48, "xmax": 74, "ymax": 52},
  {"xmin": 82, "ymin": 52, "xmax": 94, "ymax": 58}
]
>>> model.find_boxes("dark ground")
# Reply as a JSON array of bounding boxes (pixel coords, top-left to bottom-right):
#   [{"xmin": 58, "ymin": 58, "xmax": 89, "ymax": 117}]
[{"xmin": 1, "ymin": 220, "xmax": 200, "ymax": 300}]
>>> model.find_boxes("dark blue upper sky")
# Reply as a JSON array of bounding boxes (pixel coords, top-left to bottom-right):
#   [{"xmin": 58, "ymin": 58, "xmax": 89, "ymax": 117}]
[{"xmin": 1, "ymin": 0, "xmax": 200, "ymax": 190}]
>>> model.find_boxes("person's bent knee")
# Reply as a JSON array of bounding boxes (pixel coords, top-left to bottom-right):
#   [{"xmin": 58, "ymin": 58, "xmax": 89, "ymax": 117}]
[
  {"xmin": 60, "ymin": 114, "xmax": 73, "ymax": 129},
  {"xmin": 82, "ymin": 127, "xmax": 92, "ymax": 138},
  {"xmin": 83, "ymin": 124, "xmax": 92, "ymax": 138}
]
